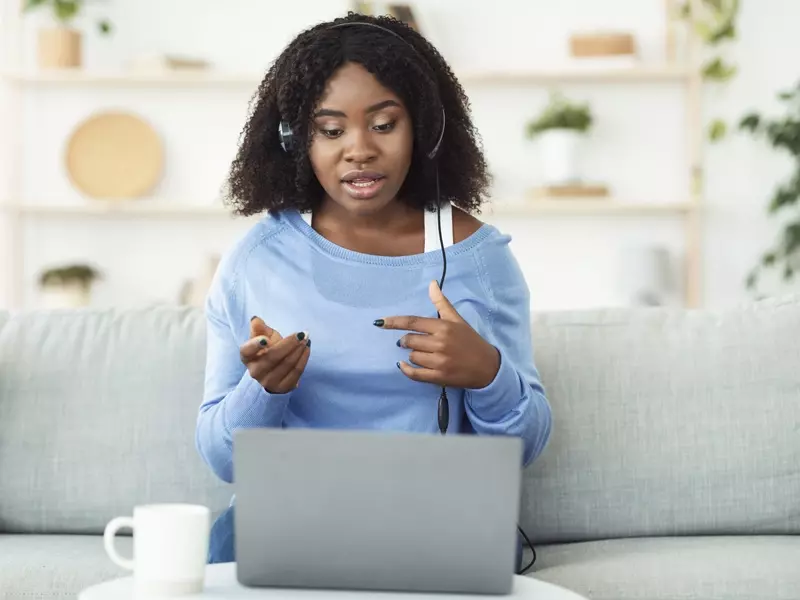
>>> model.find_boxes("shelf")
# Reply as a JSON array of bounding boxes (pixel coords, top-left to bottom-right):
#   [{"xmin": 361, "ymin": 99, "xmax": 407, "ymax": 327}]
[
  {"xmin": 2, "ymin": 202, "xmax": 246, "ymax": 217},
  {"xmin": 1, "ymin": 65, "xmax": 693, "ymax": 87},
  {"xmin": 2, "ymin": 200, "xmax": 696, "ymax": 217},
  {"xmin": 459, "ymin": 65, "xmax": 692, "ymax": 84},
  {"xmin": 0, "ymin": 69, "xmax": 263, "ymax": 86},
  {"xmin": 486, "ymin": 200, "xmax": 697, "ymax": 215}
]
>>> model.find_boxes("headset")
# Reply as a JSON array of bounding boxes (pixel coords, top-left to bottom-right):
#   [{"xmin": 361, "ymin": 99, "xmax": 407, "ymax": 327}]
[
  {"xmin": 277, "ymin": 20, "xmax": 452, "ymax": 432},
  {"xmin": 277, "ymin": 20, "xmax": 535, "ymax": 574},
  {"xmin": 278, "ymin": 22, "xmax": 445, "ymax": 158}
]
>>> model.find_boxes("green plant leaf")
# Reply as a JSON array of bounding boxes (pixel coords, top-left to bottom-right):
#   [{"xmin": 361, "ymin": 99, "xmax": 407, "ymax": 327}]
[
  {"xmin": 526, "ymin": 91, "xmax": 592, "ymax": 139},
  {"xmin": 98, "ymin": 19, "xmax": 112, "ymax": 34},
  {"xmin": 740, "ymin": 71, "xmax": 800, "ymax": 291},
  {"xmin": 53, "ymin": 0, "xmax": 79, "ymax": 22},
  {"xmin": 706, "ymin": 20, "xmax": 736, "ymax": 44},
  {"xmin": 767, "ymin": 172, "xmax": 800, "ymax": 213},
  {"xmin": 745, "ymin": 268, "xmax": 759, "ymax": 290},
  {"xmin": 38, "ymin": 264, "xmax": 101, "ymax": 287},
  {"xmin": 702, "ymin": 57, "xmax": 737, "ymax": 82},
  {"xmin": 704, "ymin": 0, "xmax": 726, "ymax": 11},
  {"xmin": 708, "ymin": 119, "xmax": 727, "ymax": 142},
  {"xmin": 24, "ymin": 0, "xmax": 49, "ymax": 11},
  {"xmin": 765, "ymin": 118, "xmax": 800, "ymax": 155},
  {"xmin": 784, "ymin": 222, "xmax": 800, "ymax": 251},
  {"xmin": 683, "ymin": 0, "xmax": 739, "ymax": 44},
  {"xmin": 780, "ymin": 223, "xmax": 800, "ymax": 282},
  {"xmin": 694, "ymin": 21, "xmax": 713, "ymax": 41},
  {"xmin": 739, "ymin": 113, "xmax": 761, "ymax": 133}
]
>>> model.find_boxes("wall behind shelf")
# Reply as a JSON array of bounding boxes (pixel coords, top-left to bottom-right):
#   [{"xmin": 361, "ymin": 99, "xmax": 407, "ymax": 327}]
[
  {"xmin": 16, "ymin": 0, "xmax": 674, "ymax": 74},
  {"xmin": 21, "ymin": 86, "xmax": 254, "ymax": 205},
  {"xmin": 4, "ymin": 0, "xmax": 798, "ymax": 311}
]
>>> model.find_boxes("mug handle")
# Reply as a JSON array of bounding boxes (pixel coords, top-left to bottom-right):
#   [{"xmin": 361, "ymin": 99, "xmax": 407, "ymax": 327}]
[{"xmin": 103, "ymin": 516, "xmax": 135, "ymax": 570}]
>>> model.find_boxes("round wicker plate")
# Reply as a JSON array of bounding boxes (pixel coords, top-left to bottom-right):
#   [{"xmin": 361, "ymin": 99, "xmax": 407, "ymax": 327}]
[{"xmin": 65, "ymin": 111, "xmax": 163, "ymax": 199}]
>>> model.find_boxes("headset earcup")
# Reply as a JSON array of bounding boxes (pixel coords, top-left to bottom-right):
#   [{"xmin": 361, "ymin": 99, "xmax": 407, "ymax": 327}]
[{"xmin": 278, "ymin": 121, "xmax": 293, "ymax": 153}]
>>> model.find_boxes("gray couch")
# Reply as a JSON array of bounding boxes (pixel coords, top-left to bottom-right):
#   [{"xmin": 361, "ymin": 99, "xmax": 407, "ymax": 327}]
[{"xmin": 0, "ymin": 297, "xmax": 798, "ymax": 599}]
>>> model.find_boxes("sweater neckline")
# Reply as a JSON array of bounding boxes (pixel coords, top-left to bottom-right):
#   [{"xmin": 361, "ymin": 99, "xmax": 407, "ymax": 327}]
[{"xmin": 282, "ymin": 208, "xmax": 494, "ymax": 267}]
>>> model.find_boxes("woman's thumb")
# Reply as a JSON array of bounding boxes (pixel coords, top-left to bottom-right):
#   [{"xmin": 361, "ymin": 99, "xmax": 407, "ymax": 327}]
[{"xmin": 250, "ymin": 316, "xmax": 280, "ymax": 342}]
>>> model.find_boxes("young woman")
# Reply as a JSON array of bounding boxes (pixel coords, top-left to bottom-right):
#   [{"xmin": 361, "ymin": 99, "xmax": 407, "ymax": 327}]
[{"xmin": 196, "ymin": 12, "xmax": 552, "ymax": 568}]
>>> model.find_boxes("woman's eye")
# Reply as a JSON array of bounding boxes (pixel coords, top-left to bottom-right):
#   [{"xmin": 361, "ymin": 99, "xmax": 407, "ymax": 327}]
[
  {"xmin": 320, "ymin": 128, "xmax": 343, "ymax": 139},
  {"xmin": 373, "ymin": 122, "xmax": 396, "ymax": 132}
]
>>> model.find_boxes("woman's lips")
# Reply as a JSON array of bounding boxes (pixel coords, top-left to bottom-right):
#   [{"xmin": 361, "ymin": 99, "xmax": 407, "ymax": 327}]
[{"xmin": 341, "ymin": 176, "xmax": 387, "ymax": 200}]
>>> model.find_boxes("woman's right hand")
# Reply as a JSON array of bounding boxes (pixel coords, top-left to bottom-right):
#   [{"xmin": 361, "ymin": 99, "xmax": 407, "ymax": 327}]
[{"xmin": 239, "ymin": 316, "xmax": 311, "ymax": 393}]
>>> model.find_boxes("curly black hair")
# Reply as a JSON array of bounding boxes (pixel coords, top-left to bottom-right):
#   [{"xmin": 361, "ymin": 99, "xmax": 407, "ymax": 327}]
[{"xmin": 224, "ymin": 12, "xmax": 491, "ymax": 216}]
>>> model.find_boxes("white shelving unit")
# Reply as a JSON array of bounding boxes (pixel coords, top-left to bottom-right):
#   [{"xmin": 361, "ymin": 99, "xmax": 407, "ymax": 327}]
[
  {"xmin": 1, "ymin": 202, "xmax": 249, "ymax": 217},
  {"xmin": 0, "ymin": 69, "xmax": 265, "ymax": 86},
  {"xmin": 0, "ymin": 0, "xmax": 704, "ymax": 310},
  {"xmin": 1, "ymin": 199, "xmax": 696, "ymax": 217},
  {"xmin": 0, "ymin": 64, "xmax": 692, "ymax": 85}
]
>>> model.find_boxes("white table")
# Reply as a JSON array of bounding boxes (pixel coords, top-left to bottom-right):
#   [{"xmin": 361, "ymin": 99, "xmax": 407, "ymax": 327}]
[{"xmin": 79, "ymin": 563, "xmax": 587, "ymax": 600}]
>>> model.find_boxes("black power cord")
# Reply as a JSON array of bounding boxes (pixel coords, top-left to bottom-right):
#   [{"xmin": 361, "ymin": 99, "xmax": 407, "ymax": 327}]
[
  {"xmin": 432, "ymin": 170, "xmax": 536, "ymax": 576},
  {"xmin": 516, "ymin": 524, "xmax": 536, "ymax": 574}
]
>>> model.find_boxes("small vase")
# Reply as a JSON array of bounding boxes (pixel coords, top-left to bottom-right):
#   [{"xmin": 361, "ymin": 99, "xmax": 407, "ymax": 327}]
[
  {"xmin": 537, "ymin": 129, "xmax": 582, "ymax": 185},
  {"xmin": 37, "ymin": 27, "xmax": 82, "ymax": 69},
  {"xmin": 40, "ymin": 282, "xmax": 91, "ymax": 309}
]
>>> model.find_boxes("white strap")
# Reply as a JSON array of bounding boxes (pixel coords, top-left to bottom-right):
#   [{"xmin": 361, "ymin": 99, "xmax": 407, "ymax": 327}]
[
  {"xmin": 424, "ymin": 202, "xmax": 453, "ymax": 253},
  {"xmin": 300, "ymin": 206, "xmax": 453, "ymax": 253}
]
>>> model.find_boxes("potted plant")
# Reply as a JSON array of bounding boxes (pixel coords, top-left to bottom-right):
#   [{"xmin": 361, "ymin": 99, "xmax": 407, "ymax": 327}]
[
  {"xmin": 38, "ymin": 264, "xmax": 102, "ymax": 308},
  {"xmin": 525, "ymin": 91, "xmax": 593, "ymax": 185},
  {"xmin": 23, "ymin": 0, "xmax": 112, "ymax": 69},
  {"xmin": 739, "ymin": 81, "xmax": 800, "ymax": 295}
]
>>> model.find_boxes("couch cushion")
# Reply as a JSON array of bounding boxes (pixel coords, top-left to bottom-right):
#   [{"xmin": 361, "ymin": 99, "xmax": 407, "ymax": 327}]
[
  {"xmin": 0, "ymin": 534, "xmax": 131, "ymax": 599},
  {"xmin": 0, "ymin": 306, "xmax": 231, "ymax": 534},
  {"xmin": 529, "ymin": 535, "xmax": 800, "ymax": 600},
  {"xmin": 522, "ymin": 295, "xmax": 800, "ymax": 543}
]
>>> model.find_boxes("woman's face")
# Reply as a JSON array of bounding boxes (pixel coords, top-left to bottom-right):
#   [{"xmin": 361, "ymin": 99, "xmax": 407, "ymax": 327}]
[{"xmin": 308, "ymin": 62, "xmax": 414, "ymax": 216}]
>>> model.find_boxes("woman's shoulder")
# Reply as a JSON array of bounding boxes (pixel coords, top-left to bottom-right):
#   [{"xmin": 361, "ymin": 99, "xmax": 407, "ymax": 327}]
[
  {"xmin": 212, "ymin": 210, "xmax": 296, "ymax": 284},
  {"xmin": 451, "ymin": 204, "xmax": 511, "ymax": 256},
  {"xmin": 451, "ymin": 203, "xmax": 526, "ymax": 286},
  {"xmin": 452, "ymin": 206, "xmax": 484, "ymax": 244}
]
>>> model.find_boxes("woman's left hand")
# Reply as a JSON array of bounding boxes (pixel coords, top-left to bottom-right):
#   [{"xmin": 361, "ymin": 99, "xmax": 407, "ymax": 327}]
[{"xmin": 375, "ymin": 280, "xmax": 500, "ymax": 389}]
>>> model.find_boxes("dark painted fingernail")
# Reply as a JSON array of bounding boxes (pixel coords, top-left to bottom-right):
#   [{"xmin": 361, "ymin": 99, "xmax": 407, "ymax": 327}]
[
  {"xmin": 396, "ymin": 338, "xmax": 402, "ymax": 347},
  {"xmin": 258, "ymin": 337, "xmax": 267, "ymax": 347},
  {"xmin": 250, "ymin": 316, "xmax": 257, "ymax": 322},
  {"xmin": 396, "ymin": 361, "xmax": 402, "ymax": 370},
  {"xmin": 296, "ymin": 332, "xmax": 306, "ymax": 341},
  {"xmin": 306, "ymin": 338, "xmax": 311, "ymax": 348},
  {"xmin": 373, "ymin": 319, "xmax": 385, "ymax": 327}
]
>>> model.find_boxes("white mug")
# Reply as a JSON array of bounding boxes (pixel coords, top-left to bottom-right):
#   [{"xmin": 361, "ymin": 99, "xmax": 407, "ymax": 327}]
[{"xmin": 104, "ymin": 503, "xmax": 211, "ymax": 596}]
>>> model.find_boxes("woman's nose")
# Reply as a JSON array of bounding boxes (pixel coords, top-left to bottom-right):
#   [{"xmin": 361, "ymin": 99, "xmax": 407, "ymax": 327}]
[{"xmin": 343, "ymin": 129, "xmax": 378, "ymax": 163}]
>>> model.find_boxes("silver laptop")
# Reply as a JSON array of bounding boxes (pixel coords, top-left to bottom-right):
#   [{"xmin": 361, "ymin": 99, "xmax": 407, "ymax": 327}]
[{"xmin": 233, "ymin": 428, "xmax": 523, "ymax": 595}]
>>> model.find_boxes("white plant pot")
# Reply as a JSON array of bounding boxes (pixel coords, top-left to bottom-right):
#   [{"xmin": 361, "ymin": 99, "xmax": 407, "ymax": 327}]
[
  {"xmin": 537, "ymin": 129, "xmax": 583, "ymax": 185},
  {"xmin": 40, "ymin": 283, "xmax": 92, "ymax": 309},
  {"xmin": 618, "ymin": 245, "xmax": 673, "ymax": 307}
]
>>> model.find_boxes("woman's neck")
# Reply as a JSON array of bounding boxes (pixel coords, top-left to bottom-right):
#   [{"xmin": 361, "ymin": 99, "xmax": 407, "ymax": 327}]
[{"xmin": 310, "ymin": 197, "xmax": 425, "ymax": 256}]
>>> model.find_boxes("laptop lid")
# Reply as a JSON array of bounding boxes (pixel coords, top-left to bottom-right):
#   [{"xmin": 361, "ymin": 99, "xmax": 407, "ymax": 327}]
[{"xmin": 233, "ymin": 428, "xmax": 522, "ymax": 595}]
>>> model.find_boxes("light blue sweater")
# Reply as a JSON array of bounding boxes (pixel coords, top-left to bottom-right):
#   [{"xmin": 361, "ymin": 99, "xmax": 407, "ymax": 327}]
[{"xmin": 196, "ymin": 209, "xmax": 552, "ymax": 483}]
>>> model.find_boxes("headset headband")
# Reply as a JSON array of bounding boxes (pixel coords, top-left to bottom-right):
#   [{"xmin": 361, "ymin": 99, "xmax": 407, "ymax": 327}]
[{"xmin": 278, "ymin": 20, "xmax": 446, "ymax": 159}]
